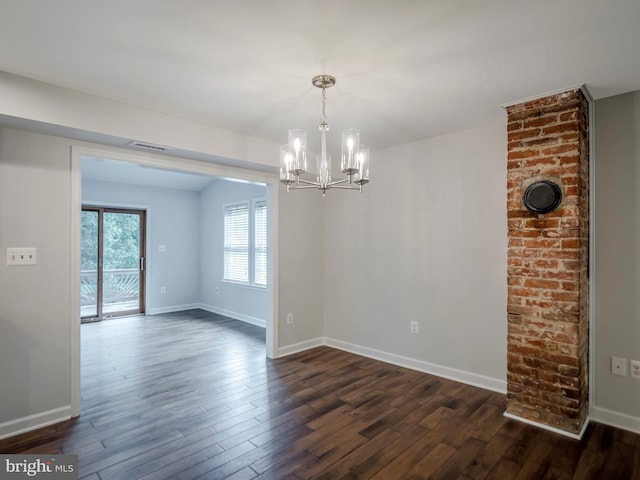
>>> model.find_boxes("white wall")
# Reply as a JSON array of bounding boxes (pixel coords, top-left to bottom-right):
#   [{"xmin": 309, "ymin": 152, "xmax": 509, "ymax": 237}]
[
  {"xmin": 0, "ymin": 128, "xmax": 73, "ymax": 432},
  {"xmin": 323, "ymin": 118, "xmax": 509, "ymax": 391},
  {"xmin": 593, "ymin": 91, "xmax": 640, "ymax": 428},
  {"xmin": 277, "ymin": 185, "xmax": 325, "ymax": 353},
  {"xmin": 82, "ymin": 179, "xmax": 202, "ymax": 313},
  {"xmin": 200, "ymin": 179, "xmax": 268, "ymax": 325}
]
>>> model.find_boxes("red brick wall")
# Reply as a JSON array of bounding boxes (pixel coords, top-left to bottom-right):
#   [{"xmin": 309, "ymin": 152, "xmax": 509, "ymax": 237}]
[{"xmin": 506, "ymin": 89, "xmax": 589, "ymax": 435}]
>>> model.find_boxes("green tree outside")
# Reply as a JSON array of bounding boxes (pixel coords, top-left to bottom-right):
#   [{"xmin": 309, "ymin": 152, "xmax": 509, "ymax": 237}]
[{"xmin": 81, "ymin": 211, "xmax": 140, "ymax": 270}]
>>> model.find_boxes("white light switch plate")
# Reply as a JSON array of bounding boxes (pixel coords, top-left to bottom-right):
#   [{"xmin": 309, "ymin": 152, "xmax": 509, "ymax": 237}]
[{"xmin": 6, "ymin": 248, "xmax": 37, "ymax": 266}]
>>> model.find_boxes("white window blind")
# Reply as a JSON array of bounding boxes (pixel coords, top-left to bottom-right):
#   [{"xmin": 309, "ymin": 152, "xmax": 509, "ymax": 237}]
[
  {"xmin": 224, "ymin": 202, "xmax": 249, "ymax": 283},
  {"xmin": 254, "ymin": 200, "xmax": 267, "ymax": 286}
]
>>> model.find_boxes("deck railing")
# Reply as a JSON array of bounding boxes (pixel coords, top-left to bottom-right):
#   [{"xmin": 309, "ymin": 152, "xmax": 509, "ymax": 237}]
[{"xmin": 81, "ymin": 268, "xmax": 139, "ymax": 306}]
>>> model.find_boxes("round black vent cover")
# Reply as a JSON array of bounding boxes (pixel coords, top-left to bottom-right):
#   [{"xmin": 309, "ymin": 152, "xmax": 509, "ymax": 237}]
[{"xmin": 523, "ymin": 180, "xmax": 562, "ymax": 214}]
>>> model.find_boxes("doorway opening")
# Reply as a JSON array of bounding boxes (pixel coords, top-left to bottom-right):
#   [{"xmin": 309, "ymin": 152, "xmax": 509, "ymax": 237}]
[
  {"xmin": 71, "ymin": 146, "xmax": 279, "ymax": 417},
  {"xmin": 81, "ymin": 206, "xmax": 146, "ymax": 321}
]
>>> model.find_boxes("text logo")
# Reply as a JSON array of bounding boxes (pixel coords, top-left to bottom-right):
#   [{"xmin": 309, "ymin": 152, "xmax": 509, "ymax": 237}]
[{"xmin": 0, "ymin": 455, "xmax": 77, "ymax": 479}]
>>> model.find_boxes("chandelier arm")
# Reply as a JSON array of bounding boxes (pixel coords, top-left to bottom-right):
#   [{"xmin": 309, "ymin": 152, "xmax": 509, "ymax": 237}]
[
  {"xmin": 327, "ymin": 185, "xmax": 363, "ymax": 191},
  {"xmin": 326, "ymin": 178, "xmax": 350, "ymax": 187},
  {"xmin": 295, "ymin": 179, "xmax": 322, "ymax": 187},
  {"xmin": 288, "ymin": 185, "xmax": 323, "ymax": 190}
]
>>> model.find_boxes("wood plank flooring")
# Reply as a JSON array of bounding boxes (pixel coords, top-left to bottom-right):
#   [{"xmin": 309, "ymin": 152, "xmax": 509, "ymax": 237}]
[{"xmin": 1, "ymin": 309, "xmax": 639, "ymax": 479}]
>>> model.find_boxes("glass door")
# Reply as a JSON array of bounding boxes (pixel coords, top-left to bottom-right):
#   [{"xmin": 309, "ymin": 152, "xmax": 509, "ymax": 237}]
[
  {"xmin": 81, "ymin": 207, "xmax": 146, "ymax": 321},
  {"xmin": 81, "ymin": 209, "xmax": 100, "ymax": 319}
]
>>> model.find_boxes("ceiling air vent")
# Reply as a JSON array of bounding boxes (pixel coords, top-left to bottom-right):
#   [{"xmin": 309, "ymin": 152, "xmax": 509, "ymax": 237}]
[{"xmin": 128, "ymin": 141, "xmax": 171, "ymax": 152}]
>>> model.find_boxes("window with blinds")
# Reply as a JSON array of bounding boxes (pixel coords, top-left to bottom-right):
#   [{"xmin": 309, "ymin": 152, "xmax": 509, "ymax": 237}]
[
  {"xmin": 223, "ymin": 199, "xmax": 267, "ymax": 287},
  {"xmin": 224, "ymin": 202, "xmax": 249, "ymax": 283}
]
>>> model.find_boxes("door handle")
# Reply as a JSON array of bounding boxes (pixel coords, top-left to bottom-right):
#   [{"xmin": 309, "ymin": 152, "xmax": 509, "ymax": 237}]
[{"xmin": 140, "ymin": 257, "xmax": 145, "ymax": 272}]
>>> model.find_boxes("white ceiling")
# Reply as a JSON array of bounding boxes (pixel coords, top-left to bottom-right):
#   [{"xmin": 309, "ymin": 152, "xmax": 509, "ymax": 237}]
[{"xmin": 2, "ymin": 0, "xmax": 640, "ymax": 153}]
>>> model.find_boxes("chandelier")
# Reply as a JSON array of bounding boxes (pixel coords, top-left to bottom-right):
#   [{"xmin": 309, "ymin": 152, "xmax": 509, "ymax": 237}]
[{"xmin": 280, "ymin": 74, "xmax": 370, "ymax": 195}]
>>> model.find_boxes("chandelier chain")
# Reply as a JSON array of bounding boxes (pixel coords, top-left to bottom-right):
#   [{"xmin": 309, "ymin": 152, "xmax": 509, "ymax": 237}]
[
  {"xmin": 320, "ymin": 86, "xmax": 327, "ymax": 162},
  {"xmin": 320, "ymin": 86, "xmax": 328, "ymax": 130}
]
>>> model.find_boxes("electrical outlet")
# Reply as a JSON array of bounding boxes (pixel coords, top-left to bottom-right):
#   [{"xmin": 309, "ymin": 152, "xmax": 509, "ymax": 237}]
[
  {"xmin": 410, "ymin": 321, "xmax": 419, "ymax": 334},
  {"xmin": 630, "ymin": 360, "xmax": 640, "ymax": 379},
  {"xmin": 215, "ymin": 287, "xmax": 220, "ymax": 294},
  {"xmin": 611, "ymin": 356, "xmax": 627, "ymax": 376},
  {"xmin": 160, "ymin": 286, "xmax": 166, "ymax": 295},
  {"xmin": 286, "ymin": 313, "xmax": 294, "ymax": 325}
]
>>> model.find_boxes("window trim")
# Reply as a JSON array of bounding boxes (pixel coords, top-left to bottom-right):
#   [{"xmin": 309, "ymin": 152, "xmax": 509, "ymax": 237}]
[{"xmin": 253, "ymin": 198, "xmax": 267, "ymax": 287}]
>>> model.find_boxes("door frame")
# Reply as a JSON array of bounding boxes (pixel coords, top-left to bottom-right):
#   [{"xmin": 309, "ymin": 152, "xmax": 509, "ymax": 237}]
[
  {"xmin": 70, "ymin": 145, "xmax": 279, "ymax": 417},
  {"xmin": 81, "ymin": 205, "xmax": 147, "ymax": 321}
]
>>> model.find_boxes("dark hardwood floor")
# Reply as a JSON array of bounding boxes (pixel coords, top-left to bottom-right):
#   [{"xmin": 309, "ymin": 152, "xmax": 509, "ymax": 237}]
[{"xmin": 1, "ymin": 310, "xmax": 639, "ymax": 479}]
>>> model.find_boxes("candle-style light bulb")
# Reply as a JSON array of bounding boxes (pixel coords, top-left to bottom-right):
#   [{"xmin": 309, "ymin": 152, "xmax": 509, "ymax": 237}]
[
  {"xmin": 288, "ymin": 129, "xmax": 307, "ymax": 175},
  {"xmin": 341, "ymin": 129, "xmax": 360, "ymax": 174}
]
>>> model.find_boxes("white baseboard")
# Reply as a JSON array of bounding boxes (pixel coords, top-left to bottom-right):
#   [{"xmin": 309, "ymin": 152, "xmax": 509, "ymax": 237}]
[
  {"xmin": 590, "ymin": 406, "xmax": 640, "ymax": 435},
  {"xmin": 146, "ymin": 303, "xmax": 201, "ymax": 315},
  {"xmin": 0, "ymin": 406, "xmax": 72, "ymax": 441},
  {"xmin": 275, "ymin": 335, "xmax": 506, "ymax": 393},
  {"xmin": 198, "ymin": 304, "xmax": 266, "ymax": 328},
  {"xmin": 324, "ymin": 337, "xmax": 507, "ymax": 394},
  {"xmin": 503, "ymin": 412, "xmax": 590, "ymax": 440},
  {"xmin": 146, "ymin": 304, "xmax": 266, "ymax": 329},
  {"xmin": 277, "ymin": 337, "xmax": 324, "ymax": 357}
]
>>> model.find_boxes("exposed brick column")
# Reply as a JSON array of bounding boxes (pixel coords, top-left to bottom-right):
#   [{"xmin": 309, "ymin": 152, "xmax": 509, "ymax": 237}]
[{"xmin": 506, "ymin": 89, "xmax": 589, "ymax": 435}]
